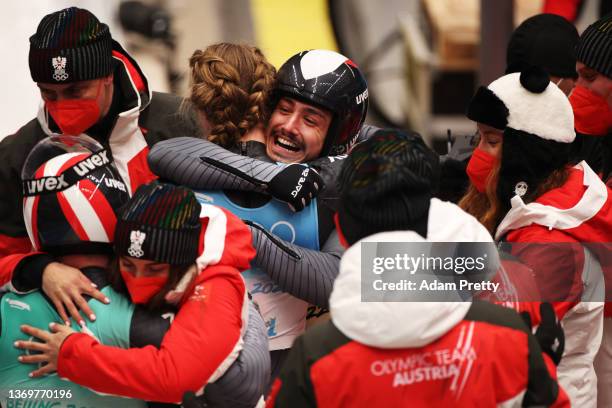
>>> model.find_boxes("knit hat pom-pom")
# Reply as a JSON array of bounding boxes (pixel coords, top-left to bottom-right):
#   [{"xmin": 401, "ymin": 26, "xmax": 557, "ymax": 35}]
[{"xmin": 519, "ymin": 66, "xmax": 549, "ymax": 93}]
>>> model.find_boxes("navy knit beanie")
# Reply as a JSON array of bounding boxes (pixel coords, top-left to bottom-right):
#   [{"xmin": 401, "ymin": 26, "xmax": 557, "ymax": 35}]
[{"xmin": 29, "ymin": 7, "xmax": 113, "ymax": 83}]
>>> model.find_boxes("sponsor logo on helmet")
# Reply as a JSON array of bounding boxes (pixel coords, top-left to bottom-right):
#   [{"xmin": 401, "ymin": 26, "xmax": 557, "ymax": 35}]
[
  {"xmin": 73, "ymin": 150, "xmax": 110, "ymax": 177},
  {"xmin": 104, "ymin": 178, "xmax": 127, "ymax": 192},
  {"xmin": 128, "ymin": 230, "xmax": 146, "ymax": 258},
  {"xmin": 24, "ymin": 174, "xmax": 70, "ymax": 195},
  {"xmin": 355, "ymin": 89, "xmax": 369, "ymax": 105},
  {"xmin": 88, "ymin": 173, "xmax": 127, "ymax": 192},
  {"xmin": 329, "ymin": 132, "xmax": 360, "ymax": 156}
]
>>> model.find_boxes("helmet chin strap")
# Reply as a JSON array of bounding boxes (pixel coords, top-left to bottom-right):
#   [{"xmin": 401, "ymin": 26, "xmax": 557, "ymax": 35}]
[{"xmin": 320, "ymin": 114, "xmax": 341, "ymax": 156}]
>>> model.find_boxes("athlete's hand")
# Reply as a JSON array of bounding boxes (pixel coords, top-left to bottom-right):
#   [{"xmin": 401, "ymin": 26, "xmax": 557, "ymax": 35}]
[
  {"xmin": 15, "ymin": 322, "xmax": 76, "ymax": 377},
  {"xmin": 267, "ymin": 164, "xmax": 324, "ymax": 212},
  {"xmin": 42, "ymin": 262, "xmax": 110, "ymax": 326}
]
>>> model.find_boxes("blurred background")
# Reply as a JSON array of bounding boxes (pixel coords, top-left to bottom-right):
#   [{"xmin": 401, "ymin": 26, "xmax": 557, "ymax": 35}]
[{"xmin": 1, "ymin": 0, "xmax": 608, "ymax": 148}]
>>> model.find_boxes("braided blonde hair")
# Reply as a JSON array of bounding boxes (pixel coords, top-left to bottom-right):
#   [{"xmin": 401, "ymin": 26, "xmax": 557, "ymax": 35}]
[{"xmin": 189, "ymin": 43, "xmax": 276, "ymax": 148}]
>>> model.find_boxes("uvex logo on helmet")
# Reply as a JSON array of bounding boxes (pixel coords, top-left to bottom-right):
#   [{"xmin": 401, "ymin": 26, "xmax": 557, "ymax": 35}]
[
  {"xmin": 23, "ymin": 148, "xmax": 129, "ymax": 254},
  {"xmin": 73, "ymin": 150, "xmax": 109, "ymax": 177},
  {"xmin": 355, "ymin": 89, "xmax": 368, "ymax": 105},
  {"xmin": 23, "ymin": 149, "xmax": 112, "ymax": 197},
  {"xmin": 25, "ymin": 175, "xmax": 69, "ymax": 195}
]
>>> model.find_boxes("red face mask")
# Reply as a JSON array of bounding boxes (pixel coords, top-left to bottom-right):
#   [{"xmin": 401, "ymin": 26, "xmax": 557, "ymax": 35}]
[
  {"xmin": 466, "ymin": 148, "xmax": 497, "ymax": 193},
  {"xmin": 569, "ymin": 85, "xmax": 612, "ymax": 135},
  {"xmin": 120, "ymin": 269, "xmax": 168, "ymax": 304},
  {"xmin": 45, "ymin": 81, "xmax": 103, "ymax": 136}
]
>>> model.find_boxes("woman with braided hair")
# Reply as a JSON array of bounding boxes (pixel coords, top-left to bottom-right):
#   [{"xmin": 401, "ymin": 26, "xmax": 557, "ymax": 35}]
[{"xmin": 187, "ymin": 42, "xmax": 276, "ymax": 148}]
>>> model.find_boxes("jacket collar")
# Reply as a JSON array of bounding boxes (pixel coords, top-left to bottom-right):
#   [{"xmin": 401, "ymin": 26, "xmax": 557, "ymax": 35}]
[{"xmin": 495, "ymin": 161, "xmax": 609, "ymax": 240}]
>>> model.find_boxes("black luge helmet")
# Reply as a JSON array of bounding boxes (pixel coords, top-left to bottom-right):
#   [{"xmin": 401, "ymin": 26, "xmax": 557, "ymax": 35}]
[{"xmin": 274, "ymin": 49, "xmax": 368, "ymax": 156}]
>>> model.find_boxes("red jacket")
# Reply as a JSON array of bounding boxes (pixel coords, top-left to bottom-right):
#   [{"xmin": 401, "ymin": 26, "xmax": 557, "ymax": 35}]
[
  {"xmin": 268, "ymin": 307, "xmax": 567, "ymax": 408},
  {"xmin": 56, "ymin": 205, "xmax": 255, "ymax": 403}
]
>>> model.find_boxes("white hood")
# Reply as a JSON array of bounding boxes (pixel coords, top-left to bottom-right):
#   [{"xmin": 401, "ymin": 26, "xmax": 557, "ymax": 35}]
[{"xmin": 329, "ymin": 198, "xmax": 494, "ymax": 349}]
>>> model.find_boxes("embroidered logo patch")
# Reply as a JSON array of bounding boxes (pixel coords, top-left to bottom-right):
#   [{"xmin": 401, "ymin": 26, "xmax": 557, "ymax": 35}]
[
  {"xmin": 514, "ymin": 181, "xmax": 528, "ymax": 197},
  {"xmin": 128, "ymin": 230, "xmax": 146, "ymax": 258},
  {"xmin": 52, "ymin": 56, "xmax": 68, "ymax": 81}
]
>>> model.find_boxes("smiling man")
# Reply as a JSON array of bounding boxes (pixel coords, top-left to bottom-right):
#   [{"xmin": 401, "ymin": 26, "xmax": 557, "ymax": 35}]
[
  {"xmin": 266, "ymin": 49, "xmax": 369, "ymax": 162},
  {"xmin": 265, "ymin": 97, "xmax": 333, "ymax": 163}
]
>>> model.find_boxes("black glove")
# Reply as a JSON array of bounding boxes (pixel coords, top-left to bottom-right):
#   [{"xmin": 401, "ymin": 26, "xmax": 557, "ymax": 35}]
[
  {"xmin": 267, "ymin": 164, "xmax": 323, "ymax": 212},
  {"xmin": 521, "ymin": 302, "xmax": 565, "ymax": 365}
]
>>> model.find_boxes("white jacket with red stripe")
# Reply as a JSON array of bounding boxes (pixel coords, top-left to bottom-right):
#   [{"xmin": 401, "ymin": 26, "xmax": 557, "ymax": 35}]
[{"xmin": 495, "ymin": 161, "xmax": 612, "ymax": 408}]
